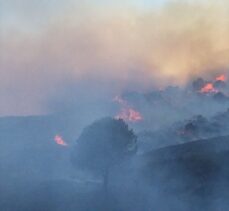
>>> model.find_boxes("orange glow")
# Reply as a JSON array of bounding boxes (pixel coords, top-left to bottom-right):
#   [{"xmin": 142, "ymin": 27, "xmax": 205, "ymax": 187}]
[
  {"xmin": 113, "ymin": 95, "xmax": 143, "ymax": 122},
  {"xmin": 216, "ymin": 74, "xmax": 226, "ymax": 82},
  {"xmin": 200, "ymin": 83, "xmax": 217, "ymax": 93},
  {"xmin": 54, "ymin": 135, "xmax": 68, "ymax": 146},
  {"xmin": 115, "ymin": 108, "xmax": 143, "ymax": 122}
]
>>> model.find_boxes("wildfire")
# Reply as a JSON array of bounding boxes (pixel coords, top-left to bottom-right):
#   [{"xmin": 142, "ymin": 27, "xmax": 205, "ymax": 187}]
[
  {"xmin": 115, "ymin": 108, "xmax": 143, "ymax": 122},
  {"xmin": 200, "ymin": 83, "xmax": 217, "ymax": 94},
  {"xmin": 198, "ymin": 74, "xmax": 227, "ymax": 94},
  {"xmin": 54, "ymin": 135, "xmax": 68, "ymax": 147},
  {"xmin": 216, "ymin": 74, "xmax": 227, "ymax": 82},
  {"xmin": 113, "ymin": 95, "xmax": 143, "ymax": 122}
]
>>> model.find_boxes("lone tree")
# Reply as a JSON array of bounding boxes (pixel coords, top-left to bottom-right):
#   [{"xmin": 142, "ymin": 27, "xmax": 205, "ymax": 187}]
[{"xmin": 71, "ymin": 117, "xmax": 137, "ymax": 191}]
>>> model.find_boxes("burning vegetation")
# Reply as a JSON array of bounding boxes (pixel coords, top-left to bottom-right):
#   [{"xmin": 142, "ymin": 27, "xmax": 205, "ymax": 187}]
[
  {"xmin": 216, "ymin": 74, "xmax": 227, "ymax": 82},
  {"xmin": 198, "ymin": 74, "xmax": 227, "ymax": 94},
  {"xmin": 54, "ymin": 135, "xmax": 68, "ymax": 147},
  {"xmin": 115, "ymin": 108, "xmax": 142, "ymax": 123},
  {"xmin": 200, "ymin": 83, "xmax": 217, "ymax": 94},
  {"xmin": 113, "ymin": 96, "xmax": 143, "ymax": 123},
  {"xmin": 5, "ymin": 0, "xmax": 229, "ymax": 209},
  {"xmin": 3, "ymin": 73, "xmax": 229, "ymax": 211}
]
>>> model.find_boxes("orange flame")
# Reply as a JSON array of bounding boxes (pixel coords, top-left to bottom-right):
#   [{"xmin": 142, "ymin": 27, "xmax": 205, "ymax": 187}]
[
  {"xmin": 54, "ymin": 135, "xmax": 68, "ymax": 146},
  {"xmin": 113, "ymin": 96, "xmax": 143, "ymax": 122},
  {"xmin": 115, "ymin": 108, "xmax": 143, "ymax": 122},
  {"xmin": 216, "ymin": 74, "xmax": 226, "ymax": 82},
  {"xmin": 200, "ymin": 83, "xmax": 217, "ymax": 94}
]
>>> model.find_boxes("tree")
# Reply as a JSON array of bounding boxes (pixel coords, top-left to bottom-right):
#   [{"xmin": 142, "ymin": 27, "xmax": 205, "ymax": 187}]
[{"xmin": 71, "ymin": 117, "xmax": 137, "ymax": 192}]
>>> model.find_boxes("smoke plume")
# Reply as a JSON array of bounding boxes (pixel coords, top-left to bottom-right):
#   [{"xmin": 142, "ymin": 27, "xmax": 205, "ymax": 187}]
[{"xmin": 1, "ymin": 0, "xmax": 229, "ymax": 115}]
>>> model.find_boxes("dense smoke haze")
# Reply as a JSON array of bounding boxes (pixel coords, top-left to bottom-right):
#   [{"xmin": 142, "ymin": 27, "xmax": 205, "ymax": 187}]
[
  {"xmin": 1, "ymin": 0, "xmax": 229, "ymax": 115},
  {"xmin": 2, "ymin": 1, "xmax": 229, "ymax": 211}
]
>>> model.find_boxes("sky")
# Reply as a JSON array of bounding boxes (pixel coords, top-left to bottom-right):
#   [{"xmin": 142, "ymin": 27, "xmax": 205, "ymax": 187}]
[
  {"xmin": 1, "ymin": 0, "xmax": 229, "ymax": 116},
  {"xmin": 1, "ymin": 0, "xmax": 167, "ymax": 29}
]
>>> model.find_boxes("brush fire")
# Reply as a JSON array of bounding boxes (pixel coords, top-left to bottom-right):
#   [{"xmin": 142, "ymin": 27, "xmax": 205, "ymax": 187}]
[
  {"xmin": 200, "ymin": 83, "xmax": 217, "ymax": 94},
  {"xmin": 198, "ymin": 74, "xmax": 227, "ymax": 94},
  {"xmin": 54, "ymin": 135, "xmax": 68, "ymax": 147},
  {"xmin": 4, "ymin": 1, "xmax": 229, "ymax": 210},
  {"xmin": 113, "ymin": 96, "xmax": 143, "ymax": 122},
  {"xmin": 216, "ymin": 74, "xmax": 227, "ymax": 82}
]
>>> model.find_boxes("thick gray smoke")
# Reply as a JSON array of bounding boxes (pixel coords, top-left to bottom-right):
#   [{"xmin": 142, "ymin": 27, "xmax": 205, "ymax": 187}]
[
  {"xmin": 2, "ymin": 1, "xmax": 229, "ymax": 211},
  {"xmin": 1, "ymin": 73, "xmax": 229, "ymax": 211},
  {"xmin": 2, "ymin": 0, "xmax": 229, "ymax": 115}
]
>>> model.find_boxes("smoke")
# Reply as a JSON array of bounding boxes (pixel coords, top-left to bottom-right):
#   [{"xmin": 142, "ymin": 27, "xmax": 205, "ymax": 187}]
[{"xmin": 2, "ymin": 0, "xmax": 229, "ymax": 115}]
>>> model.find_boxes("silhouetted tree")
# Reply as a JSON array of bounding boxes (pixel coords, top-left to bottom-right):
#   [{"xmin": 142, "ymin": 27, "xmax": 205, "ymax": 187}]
[{"xmin": 71, "ymin": 117, "xmax": 137, "ymax": 192}]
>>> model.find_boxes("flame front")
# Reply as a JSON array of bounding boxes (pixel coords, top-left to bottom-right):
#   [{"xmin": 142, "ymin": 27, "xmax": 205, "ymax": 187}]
[
  {"xmin": 216, "ymin": 74, "xmax": 227, "ymax": 82},
  {"xmin": 113, "ymin": 96, "xmax": 143, "ymax": 122},
  {"xmin": 200, "ymin": 83, "xmax": 217, "ymax": 94},
  {"xmin": 115, "ymin": 108, "xmax": 142, "ymax": 122},
  {"xmin": 54, "ymin": 135, "xmax": 68, "ymax": 146}
]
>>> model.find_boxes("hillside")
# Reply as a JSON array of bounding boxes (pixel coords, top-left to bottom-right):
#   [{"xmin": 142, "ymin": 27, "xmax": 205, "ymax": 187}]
[
  {"xmin": 136, "ymin": 136, "xmax": 229, "ymax": 210},
  {"xmin": 1, "ymin": 115, "xmax": 229, "ymax": 210}
]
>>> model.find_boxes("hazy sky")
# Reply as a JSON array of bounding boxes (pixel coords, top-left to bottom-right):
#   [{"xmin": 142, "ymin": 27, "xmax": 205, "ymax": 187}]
[
  {"xmin": 0, "ymin": 0, "xmax": 168, "ymax": 116},
  {"xmin": 1, "ymin": 0, "xmax": 167, "ymax": 29},
  {"xmin": 1, "ymin": 0, "xmax": 229, "ymax": 116}
]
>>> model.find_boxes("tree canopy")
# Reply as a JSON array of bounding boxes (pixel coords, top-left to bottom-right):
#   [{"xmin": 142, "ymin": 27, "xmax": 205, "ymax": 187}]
[{"xmin": 71, "ymin": 117, "xmax": 137, "ymax": 181}]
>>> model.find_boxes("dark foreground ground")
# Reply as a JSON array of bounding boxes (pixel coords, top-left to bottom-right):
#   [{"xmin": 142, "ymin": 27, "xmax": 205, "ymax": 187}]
[{"xmin": 1, "ymin": 115, "xmax": 229, "ymax": 211}]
